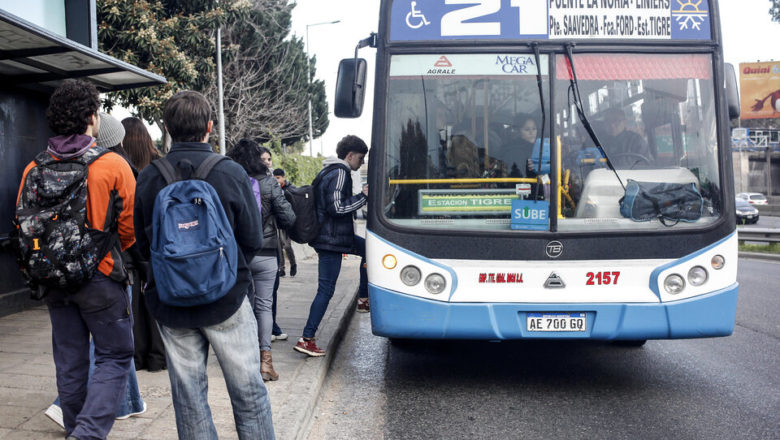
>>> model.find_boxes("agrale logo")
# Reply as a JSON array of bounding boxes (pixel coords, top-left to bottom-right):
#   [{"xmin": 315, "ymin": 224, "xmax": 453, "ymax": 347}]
[{"xmin": 428, "ymin": 56, "xmax": 455, "ymax": 75}]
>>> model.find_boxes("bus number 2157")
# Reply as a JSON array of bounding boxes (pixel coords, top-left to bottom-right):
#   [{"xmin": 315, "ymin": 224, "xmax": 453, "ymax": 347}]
[{"xmin": 586, "ymin": 271, "xmax": 620, "ymax": 285}]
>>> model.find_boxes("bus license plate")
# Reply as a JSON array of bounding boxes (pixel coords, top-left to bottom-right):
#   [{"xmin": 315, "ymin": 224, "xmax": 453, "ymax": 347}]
[{"xmin": 527, "ymin": 313, "xmax": 586, "ymax": 332}]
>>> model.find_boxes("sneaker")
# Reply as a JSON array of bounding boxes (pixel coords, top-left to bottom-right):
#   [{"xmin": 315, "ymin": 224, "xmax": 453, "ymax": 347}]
[
  {"xmin": 45, "ymin": 404, "xmax": 64, "ymax": 430},
  {"xmin": 116, "ymin": 401, "xmax": 147, "ymax": 420},
  {"xmin": 279, "ymin": 268, "xmax": 286, "ymax": 277},
  {"xmin": 290, "ymin": 264, "xmax": 297, "ymax": 277},
  {"xmin": 357, "ymin": 298, "xmax": 370, "ymax": 313},
  {"xmin": 271, "ymin": 332, "xmax": 288, "ymax": 342},
  {"xmin": 294, "ymin": 338, "xmax": 326, "ymax": 357}
]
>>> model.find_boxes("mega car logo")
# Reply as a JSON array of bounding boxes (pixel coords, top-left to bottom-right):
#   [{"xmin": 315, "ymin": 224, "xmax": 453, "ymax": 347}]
[
  {"xmin": 545, "ymin": 241, "xmax": 563, "ymax": 258},
  {"xmin": 478, "ymin": 273, "xmax": 523, "ymax": 284},
  {"xmin": 495, "ymin": 55, "xmax": 535, "ymax": 74},
  {"xmin": 428, "ymin": 56, "xmax": 455, "ymax": 74}
]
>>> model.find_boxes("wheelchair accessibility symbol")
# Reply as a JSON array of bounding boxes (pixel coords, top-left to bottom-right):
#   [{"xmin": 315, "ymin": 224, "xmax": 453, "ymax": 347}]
[{"xmin": 406, "ymin": 1, "xmax": 430, "ymax": 29}]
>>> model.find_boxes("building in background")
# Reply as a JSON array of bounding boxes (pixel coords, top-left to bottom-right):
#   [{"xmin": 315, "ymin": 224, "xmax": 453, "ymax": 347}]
[{"xmin": 0, "ymin": 0, "xmax": 165, "ymax": 317}]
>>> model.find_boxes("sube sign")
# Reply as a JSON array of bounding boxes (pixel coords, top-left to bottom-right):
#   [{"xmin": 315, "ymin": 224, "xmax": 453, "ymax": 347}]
[{"xmin": 511, "ymin": 200, "xmax": 548, "ymax": 231}]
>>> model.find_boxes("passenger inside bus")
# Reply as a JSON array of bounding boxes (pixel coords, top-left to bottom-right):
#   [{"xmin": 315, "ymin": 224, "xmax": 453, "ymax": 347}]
[
  {"xmin": 494, "ymin": 113, "xmax": 538, "ymax": 178},
  {"xmin": 599, "ymin": 107, "xmax": 651, "ymax": 168}
]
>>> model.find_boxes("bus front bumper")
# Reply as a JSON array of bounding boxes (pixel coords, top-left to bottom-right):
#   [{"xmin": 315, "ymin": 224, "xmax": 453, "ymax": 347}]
[{"xmin": 368, "ymin": 284, "xmax": 738, "ymax": 340}]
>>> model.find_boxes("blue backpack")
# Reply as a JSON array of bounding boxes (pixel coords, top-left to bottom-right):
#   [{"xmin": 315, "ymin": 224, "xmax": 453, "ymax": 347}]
[{"xmin": 150, "ymin": 155, "xmax": 238, "ymax": 307}]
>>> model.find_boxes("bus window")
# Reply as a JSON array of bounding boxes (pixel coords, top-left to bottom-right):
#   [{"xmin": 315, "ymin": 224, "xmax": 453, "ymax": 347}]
[
  {"xmin": 555, "ymin": 53, "xmax": 721, "ymax": 231},
  {"xmin": 383, "ymin": 54, "xmax": 549, "ymax": 231}
]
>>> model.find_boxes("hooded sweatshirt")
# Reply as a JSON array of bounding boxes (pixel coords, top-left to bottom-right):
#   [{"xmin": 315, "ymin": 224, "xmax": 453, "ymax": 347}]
[{"xmin": 17, "ymin": 134, "xmax": 137, "ymax": 280}]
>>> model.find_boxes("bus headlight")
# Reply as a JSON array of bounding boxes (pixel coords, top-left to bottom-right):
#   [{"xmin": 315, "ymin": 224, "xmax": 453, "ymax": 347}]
[
  {"xmin": 711, "ymin": 254, "xmax": 725, "ymax": 270},
  {"xmin": 400, "ymin": 265, "xmax": 422, "ymax": 286},
  {"xmin": 664, "ymin": 274, "xmax": 685, "ymax": 295},
  {"xmin": 424, "ymin": 273, "xmax": 446, "ymax": 294},
  {"xmin": 687, "ymin": 266, "xmax": 708, "ymax": 286}
]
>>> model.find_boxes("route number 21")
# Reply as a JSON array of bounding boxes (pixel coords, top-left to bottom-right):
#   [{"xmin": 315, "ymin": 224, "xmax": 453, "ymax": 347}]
[
  {"xmin": 586, "ymin": 271, "xmax": 621, "ymax": 285},
  {"xmin": 440, "ymin": 0, "xmax": 545, "ymax": 37}
]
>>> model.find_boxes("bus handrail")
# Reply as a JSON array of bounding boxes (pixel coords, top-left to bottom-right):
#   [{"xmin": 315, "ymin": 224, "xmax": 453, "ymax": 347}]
[{"xmin": 388, "ymin": 178, "xmax": 536, "ymax": 185}]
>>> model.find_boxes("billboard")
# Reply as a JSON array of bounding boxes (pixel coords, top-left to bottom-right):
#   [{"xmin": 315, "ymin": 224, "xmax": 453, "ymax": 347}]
[{"xmin": 739, "ymin": 62, "xmax": 780, "ymax": 120}]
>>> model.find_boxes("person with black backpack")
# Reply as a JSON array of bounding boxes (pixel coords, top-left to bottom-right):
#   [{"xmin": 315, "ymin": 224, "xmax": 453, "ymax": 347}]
[
  {"xmin": 294, "ymin": 135, "xmax": 370, "ymax": 357},
  {"xmin": 228, "ymin": 140, "xmax": 295, "ymax": 382},
  {"xmin": 133, "ymin": 91, "xmax": 274, "ymax": 439},
  {"xmin": 13, "ymin": 80, "xmax": 137, "ymax": 440},
  {"xmin": 272, "ymin": 168, "xmax": 297, "ymax": 278}
]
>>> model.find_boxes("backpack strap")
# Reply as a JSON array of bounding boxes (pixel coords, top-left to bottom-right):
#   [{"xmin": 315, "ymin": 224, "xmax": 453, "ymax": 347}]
[
  {"xmin": 312, "ymin": 164, "xmax": 343, "ymax": 188},
  {"xmin": 194, "ymin": 154, "xmax": 229, "ymax": 180},
  {"xmin": 151, "ymin": 157, "xmax": 179, "ymax": 185}
]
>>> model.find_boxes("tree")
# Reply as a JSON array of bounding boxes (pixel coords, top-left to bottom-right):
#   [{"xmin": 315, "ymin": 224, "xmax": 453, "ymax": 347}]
[
  {"xmin": 213, "ymin": 0, "xmax": 329, "ymax": 148},
  {"xmin": 771, "ymin": 0, "xmax": 780, "ymax": 23},
  {"xmin": 97, "ymin": 0, "xmax": 328, "ymax": 150},
  {"xmin": 97, "ymin": 0, "xmax": 251, "ymax": 143}
]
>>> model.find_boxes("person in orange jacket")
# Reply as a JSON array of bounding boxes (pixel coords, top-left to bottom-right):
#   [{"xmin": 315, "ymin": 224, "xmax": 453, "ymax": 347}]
[{"xmin": 16, "ymin": 80, "xmax": 136, "ymax": 440}]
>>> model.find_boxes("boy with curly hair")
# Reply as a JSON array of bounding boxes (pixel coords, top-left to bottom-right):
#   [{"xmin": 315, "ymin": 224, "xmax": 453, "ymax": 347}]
[{"xmin": 16, "ymin": 79, "xmax": 137, "ymax": 439}]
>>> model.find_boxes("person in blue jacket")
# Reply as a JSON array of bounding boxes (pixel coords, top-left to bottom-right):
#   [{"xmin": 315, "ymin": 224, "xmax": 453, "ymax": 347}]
[{"xmin": 294, "ymin": 135, "xmax": 369, "ymax": 357}]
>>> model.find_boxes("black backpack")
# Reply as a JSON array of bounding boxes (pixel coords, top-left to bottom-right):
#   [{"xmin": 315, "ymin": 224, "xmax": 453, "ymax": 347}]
[
  {"xmin": 13, "ymin": 147, "xmax": 119, "ymax": 291},
  {"xmin": 283, "ymin": 165, "xmax": 339, "ymax": 244}
]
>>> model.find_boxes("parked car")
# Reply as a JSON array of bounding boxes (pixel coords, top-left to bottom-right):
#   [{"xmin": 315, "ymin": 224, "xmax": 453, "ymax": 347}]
[
  {"xmin": 736, "ymin": 199, "xmax": 759, "ymax": 224},
  {"xmin": 736, "ymin": 192, "xmax": 768, "ymax": 205}
]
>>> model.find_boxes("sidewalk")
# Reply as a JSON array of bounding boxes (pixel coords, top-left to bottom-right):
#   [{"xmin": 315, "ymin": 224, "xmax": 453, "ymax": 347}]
[{"xmin": 0, "ymin": 242, "xmax": 362, "ymax": 440}]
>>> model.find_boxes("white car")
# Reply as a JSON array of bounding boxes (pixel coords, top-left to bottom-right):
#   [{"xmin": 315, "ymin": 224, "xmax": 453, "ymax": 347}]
[{"xmin": 736, "ymin": 192, "xmax": 768, "ymax": 205}]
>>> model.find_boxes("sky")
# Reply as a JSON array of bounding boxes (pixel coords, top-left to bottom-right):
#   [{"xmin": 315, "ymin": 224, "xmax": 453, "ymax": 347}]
[{"xmin": 290, "ymin": 0, "xmax": 780, "ymax": 158}]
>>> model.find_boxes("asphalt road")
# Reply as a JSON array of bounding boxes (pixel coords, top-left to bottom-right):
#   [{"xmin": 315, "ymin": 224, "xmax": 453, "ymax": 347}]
[
  {"xmin": 308, "ymin": 257, "xmax": 780, "ymax": 440},
  {"xmin": 741, "ymin": 214, "xmax": 780, "ymax": 229}
]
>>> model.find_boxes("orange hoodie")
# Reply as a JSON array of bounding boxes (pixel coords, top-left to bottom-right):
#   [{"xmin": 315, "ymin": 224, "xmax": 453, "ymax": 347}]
[{"xmin": 17, "ymin": 145, "xmax": 137, "ymax": 279}]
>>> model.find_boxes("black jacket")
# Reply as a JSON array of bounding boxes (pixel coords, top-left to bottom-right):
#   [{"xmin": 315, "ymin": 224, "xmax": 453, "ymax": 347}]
[
  {"xmin": 253, "ymin": 174, "xmax": 295, "ymax": 256},
  {"xmin": 134, "ymin": 142, "xmax": 263, "ymax": 328},
  {"xmin": 311, "ymin": 160, "xmax": 367, "ymax": 253}
]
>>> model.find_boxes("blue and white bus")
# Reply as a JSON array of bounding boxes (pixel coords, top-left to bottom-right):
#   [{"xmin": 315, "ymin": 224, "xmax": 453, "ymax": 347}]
[{"xmin": 335, "ymin": 0, "xmax": 741, "ymax": 345}]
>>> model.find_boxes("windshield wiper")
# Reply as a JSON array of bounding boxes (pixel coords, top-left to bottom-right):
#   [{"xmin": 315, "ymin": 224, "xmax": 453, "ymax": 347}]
[
  {"xmin": 564, "ymin": 43, "xmax": 625, "ymax": 192},
  {"xmin": 531, "ymin": 43, "xmax": 547, "ymax": 202}
]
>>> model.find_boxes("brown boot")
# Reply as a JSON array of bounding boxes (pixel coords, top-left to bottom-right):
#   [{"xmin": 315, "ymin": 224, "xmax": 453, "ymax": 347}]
[{"xmin": 261, "ymin": 350, "xmax": 279, "ymax": 381}]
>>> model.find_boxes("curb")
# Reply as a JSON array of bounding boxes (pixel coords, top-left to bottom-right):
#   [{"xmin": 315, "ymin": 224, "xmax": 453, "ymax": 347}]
[
  {"xmin": 270, "ymin": 247, "xmax": 362, "ymax": 440},
  {"xmin": 292, "ymin": 284, "xmax": 360, "ymax": 440}
]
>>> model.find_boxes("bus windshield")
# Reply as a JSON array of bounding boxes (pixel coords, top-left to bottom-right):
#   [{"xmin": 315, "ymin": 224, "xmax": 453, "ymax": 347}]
[{"xmin": 382, "ymin": 52, "xmax": 720, "ymax": 232}]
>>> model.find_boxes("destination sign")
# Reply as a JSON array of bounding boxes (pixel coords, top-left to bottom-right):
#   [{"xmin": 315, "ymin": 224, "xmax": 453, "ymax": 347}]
[
  {"xmin": 389, "ymin": 0, "xmax": 711, "ymax": 41},
  {"xmin": 418, "ymin": 189, "xmax": 517, "ymax": 216}
]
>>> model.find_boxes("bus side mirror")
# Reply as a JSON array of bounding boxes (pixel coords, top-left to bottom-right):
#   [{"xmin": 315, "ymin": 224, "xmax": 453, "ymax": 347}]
[
  {"xmin": 725, "ymin": 63, "xmax": 740, "ymax": 120},
  {"xmin": 335, "ymin": 58, "xmax": 367, "ymax": 118}
]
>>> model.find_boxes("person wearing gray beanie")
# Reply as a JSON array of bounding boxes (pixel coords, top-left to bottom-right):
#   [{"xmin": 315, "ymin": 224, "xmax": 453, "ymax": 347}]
[{"xmin": 96, "ymin": 112, "xmax": 126, "ymax": 149}]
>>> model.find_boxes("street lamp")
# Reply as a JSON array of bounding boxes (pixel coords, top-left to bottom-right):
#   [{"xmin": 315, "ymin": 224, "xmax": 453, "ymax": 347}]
[{"xmin": 306, "ymin": 20, "xmax": 340, "ymax": 157}]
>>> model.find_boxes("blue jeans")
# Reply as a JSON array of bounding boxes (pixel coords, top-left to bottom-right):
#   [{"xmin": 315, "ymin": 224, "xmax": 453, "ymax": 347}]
[
  {"xmin": 46, "ymin": 273, "xmax": 134, "ymax": 440},
  {"xmin": 250, "ymin": 256, "xmax": 277, "ymax": 351},
  {"xmin": 158, "ymin": 297, "xmax": 275, "ymax": 440},
  {"xmin": 303, "ymin": 235, "xmax": 368, "ymax": 339}
]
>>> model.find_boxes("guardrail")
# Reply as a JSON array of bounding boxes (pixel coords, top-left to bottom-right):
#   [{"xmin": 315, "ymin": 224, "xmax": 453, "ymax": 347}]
[{"xmin": 738, "ymin": 228, "xmax": 780, "ymax": 244}]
